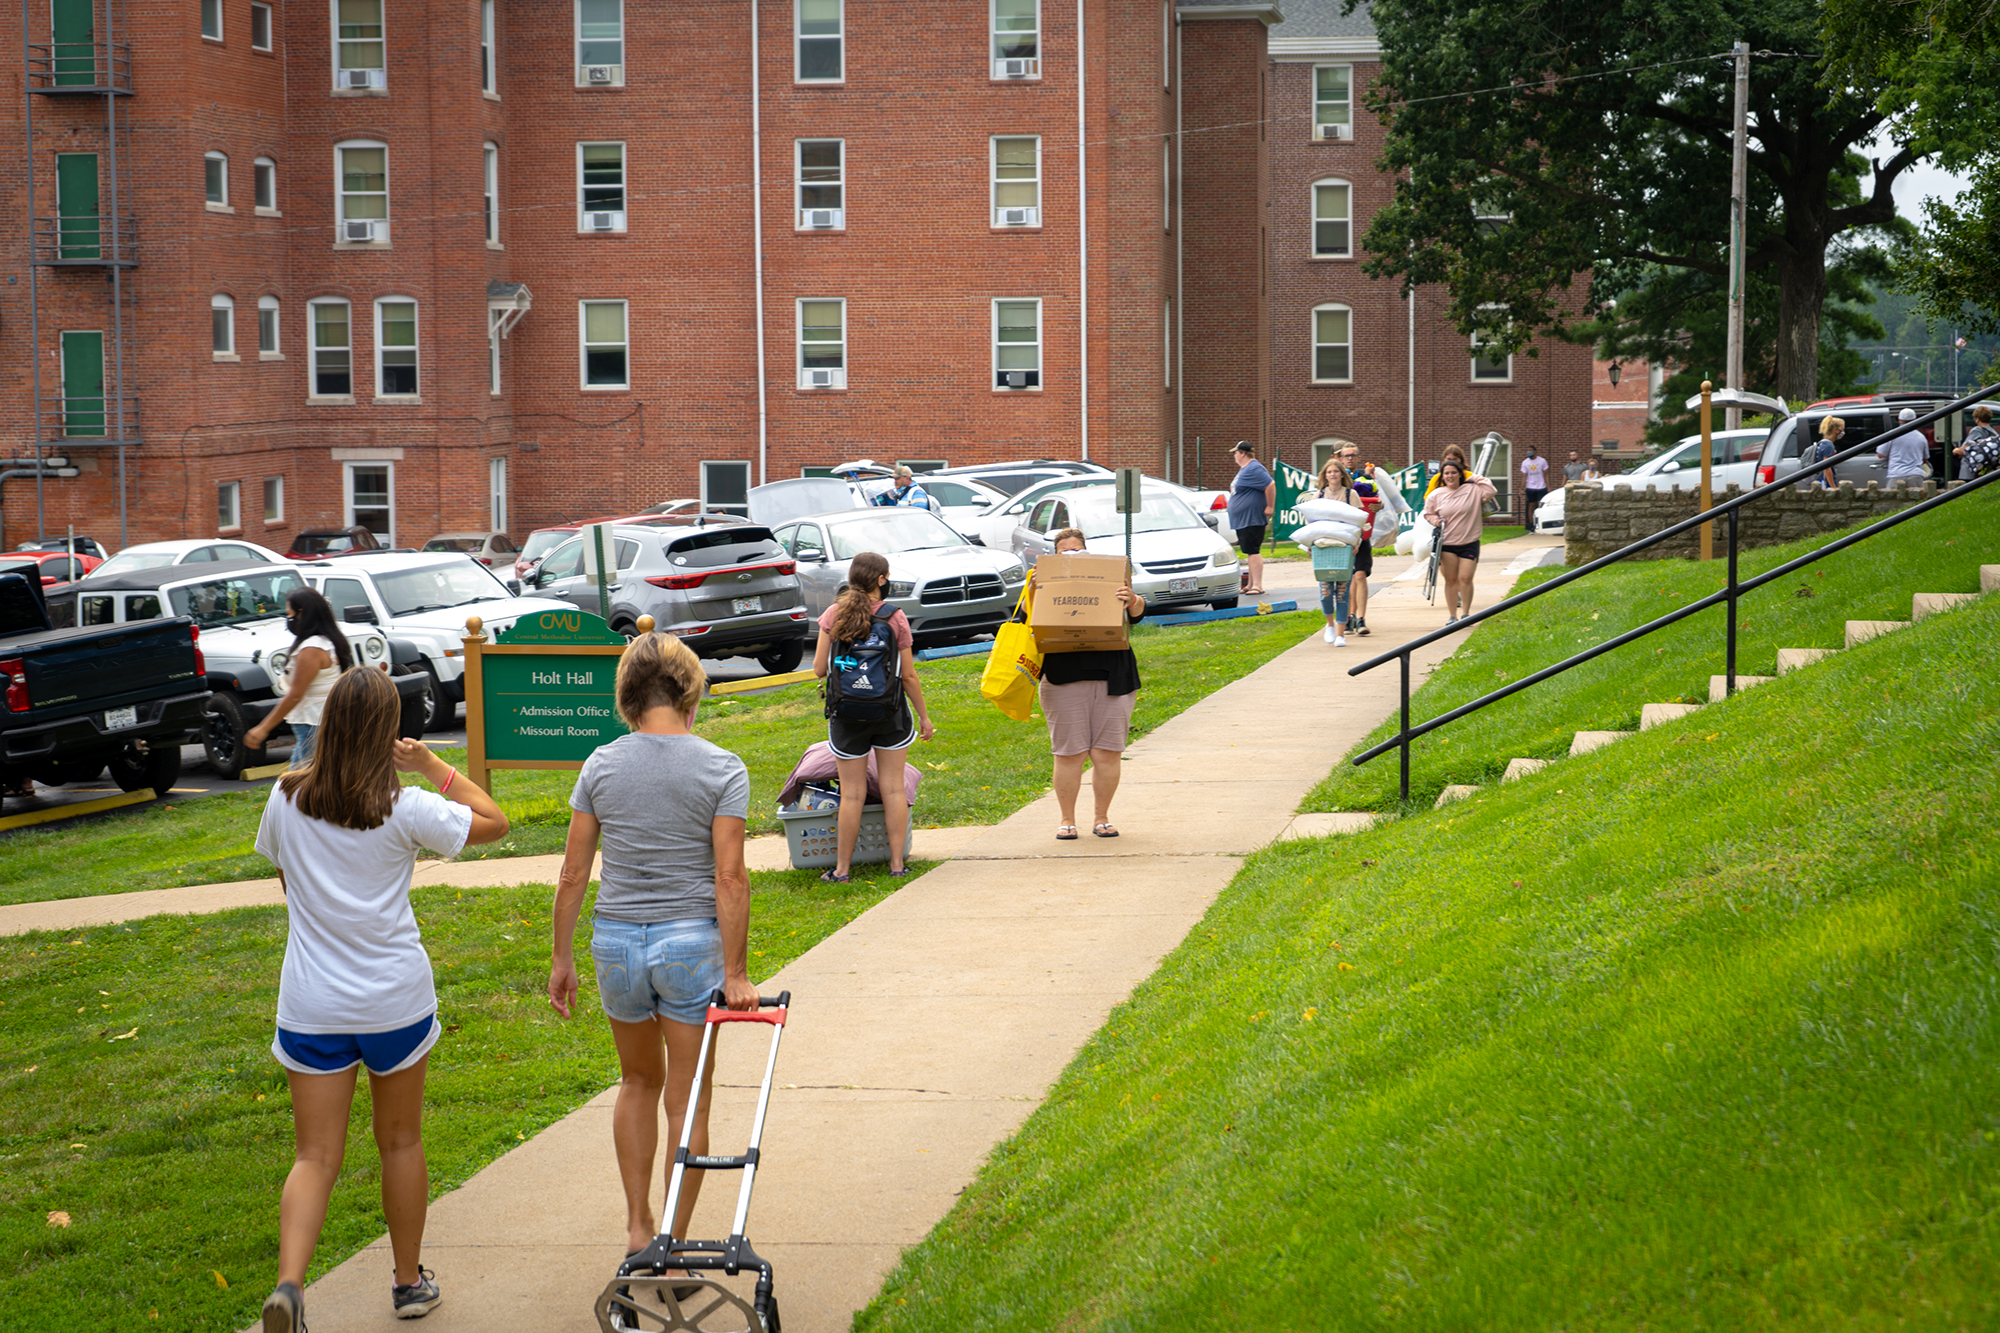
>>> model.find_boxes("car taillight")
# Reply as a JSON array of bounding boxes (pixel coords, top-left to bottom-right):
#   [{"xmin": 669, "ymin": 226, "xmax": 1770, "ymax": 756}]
[
  {"xmin": 1210, "ymin": 494, "xmax": 1227, "ymax": 510},
  {"xmin": 776, "ymin": 560, "xmax": 796, "ymax": 576},
  {"xmin": 1757, "ymin": 465, "xmax": 1774, "ymax": 486},
  {"xmin": 2, "ymin": 656, "xmax": 27, "ymax": 712},
  {"xmin": 190, "ymin": 625, "xmax": 205, "ymax": 677},
  {"xmin": 647, "ymin": 573, "xmax": 708, "ymax": 590}
]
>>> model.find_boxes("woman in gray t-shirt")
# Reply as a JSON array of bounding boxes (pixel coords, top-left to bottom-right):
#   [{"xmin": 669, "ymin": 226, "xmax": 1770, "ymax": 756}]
[{"xmin": 548, "ymin": 632, "xmax": 759, "ymax": 1270}]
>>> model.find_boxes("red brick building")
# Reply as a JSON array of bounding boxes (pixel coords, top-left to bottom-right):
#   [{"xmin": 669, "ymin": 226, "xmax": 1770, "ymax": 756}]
[{"xmin": 3, "ymin": 0, "xmax": 1578, "ymax": 552}]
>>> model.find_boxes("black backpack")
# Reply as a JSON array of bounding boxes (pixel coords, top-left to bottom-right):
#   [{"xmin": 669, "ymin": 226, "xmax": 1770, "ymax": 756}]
[{"xmin": 823, "ymin": 609, "xmax": 903, "ymax": 720}]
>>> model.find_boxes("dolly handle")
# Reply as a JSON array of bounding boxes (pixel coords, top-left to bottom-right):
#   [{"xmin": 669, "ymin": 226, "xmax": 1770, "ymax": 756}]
[{"xmin": 705, "ymin": 989, "xmax": 791, "ymax": 1025}]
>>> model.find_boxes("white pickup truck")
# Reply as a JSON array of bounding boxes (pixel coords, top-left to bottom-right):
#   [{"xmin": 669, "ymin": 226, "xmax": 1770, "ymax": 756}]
[{"xmin": 301, "ymin": 551, "xmax": 576, "ymax": 731}]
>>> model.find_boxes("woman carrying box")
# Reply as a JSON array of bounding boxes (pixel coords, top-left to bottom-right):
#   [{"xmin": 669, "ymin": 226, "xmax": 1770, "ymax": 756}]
[{"xmin": 1035, "ymin": 528, "xmax": 1147, "ymax": 840}]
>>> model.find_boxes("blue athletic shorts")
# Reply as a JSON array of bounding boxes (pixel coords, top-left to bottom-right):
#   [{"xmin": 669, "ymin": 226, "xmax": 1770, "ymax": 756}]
[
  {"xmin": 273, "ymin": 1013, "xmax": 439, "ymax": 1076},
  {"xmin": 591, "ymin": 916, "xmax": 724, "ymax": 1026}
]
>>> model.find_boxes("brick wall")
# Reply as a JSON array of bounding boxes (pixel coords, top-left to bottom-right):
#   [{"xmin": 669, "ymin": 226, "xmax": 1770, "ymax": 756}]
[{"xmin": 1564, "ymin": 479, "xmax": 1937, "ymax": 564}]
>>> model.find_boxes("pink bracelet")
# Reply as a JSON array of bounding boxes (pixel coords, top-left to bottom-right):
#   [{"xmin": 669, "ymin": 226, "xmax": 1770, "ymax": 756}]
[{"xmin": 439, "ymin": 769, "xmax": 455, "ymax": 796}]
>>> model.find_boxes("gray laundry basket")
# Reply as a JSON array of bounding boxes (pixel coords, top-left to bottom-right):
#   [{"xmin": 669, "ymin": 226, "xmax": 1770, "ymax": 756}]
[{"xmin": 776, "ymin": 801, "xmax": 915, "ymax": 870}]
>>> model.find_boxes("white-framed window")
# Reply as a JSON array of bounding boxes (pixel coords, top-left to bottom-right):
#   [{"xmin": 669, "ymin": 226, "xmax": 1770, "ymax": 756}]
[
  {"xmin": 1312, "ymin": 179, "xmax": 1351, "ymax": 257},
  {"xmin": 578, "ymin": 142, "xmax": 626, "ymax": 231},
  {"xmin": 211, "ymin": 295, "xmax": 236, "ymax": 356},
  {"xmin": 335, "ymin": 141, "xmax": 388, "ymax": 243},
  {"xmin": 1471, "ymin": 319, "xmax": 1512, "ymax": 382},
  {"xmin": 796, "ymin": 139, "xmax": 844, "ymax": 229},
  {"xmin": 1162, "ymin": 138, "xmax": 1172, "ymax": 231},
  {"xmin": 1163, "ymin": 298, "xmax": 1172, "ymax": 389},
  {"xmin": 218, "ymin": 481, "xmax": 241, "ymax": 531},
  {"xmin": 1314, "ymin": 65, "xmax": 1352, "ymax": 140},
  {"xmin": 204, "ymin": 151, "xmax": 228, "ymax": 206},
  {"xmin": 796, "ymin": 0, "xmax": 841, "ymax": 82},
  {"xmin": 992, "ymin": 136, "xmax": 1040, "ymax": 226},
  {"xmin": 201, "ymin": 0, "xmax": 222, "ymax": 40},
  {"xmin": 344, "ymin": 461, "xmax": 394, "ymax": 544},
  {"xmin": 480, "ymin": 0, "xmax": 495, "ymax": 92},
  {"xmin": 701, "ymin": 461, "xmax": 752, "ymax": 517},
  {"xmin": 1162, "ymin": 0, "xmax": 1171, "ymax": 88},
  {"xmin": 1473, "ymin": 179, "xmax": 1510, "ymax": 236},
  {"xmin": 489, "ymin": 457, "xmax": 508, "ymax": 532},
  {"xmin": 580, "ymin": 299, "xmax": 629, "ymax": 389},
  {"xmin": 489, "ymin": 327, "xmax": 501, "ymax": 395},
  {"xmin": 797, "ymin": 298, "xmax": 846, "ymax": 389},
  {"xmin": 374, "ymin": 298, "xmax": 419, "ymax": 397},
  {"xmin": 992, "ymin": 0, "xmax": 1038, "ymax": 78},
  {"xmin": 258, "ymin": 295, "xmax": 280, "ymax": 355},
  {"xmin": 994, "ymin": 298, "xmax": 1041, "ymax": 390},
  {"xmin": 309, "ymin": 298, "xmax": 353, "ymax": 396},
  {"xmin": 1312, "ymin": 304, "xmax": 1352, "ymax": 383},
  {"xmin": 576, "ymin": 0, "xmax": 623, "ymax": 84},
  {"xmin": 253, "ymin": 157, "xmax": 277, "ymax": 212},
  {"xmin": 335, "ymin": 0, "xmax": 386, "ymax": 88},
  {"xmin": 251, "ymin": 2, "xmax": 273, "ymax": 50},
  {"xmin": 263, "ymin": 475, "xmax": 285, "ymax": 524},
  {"xmin": 483, "ymin": 143, "xmax": 499, "ymax": 243}
]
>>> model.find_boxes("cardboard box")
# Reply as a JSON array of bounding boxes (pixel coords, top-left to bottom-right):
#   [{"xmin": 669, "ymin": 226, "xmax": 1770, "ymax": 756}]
[{"xmin": 1030, "ymin": 551, "xmax": 1130, "ymax": 652}]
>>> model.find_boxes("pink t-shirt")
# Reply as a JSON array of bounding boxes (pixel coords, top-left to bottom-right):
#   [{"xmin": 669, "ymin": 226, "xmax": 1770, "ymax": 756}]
[{"xmin": 817, "ymin": 603, "xmax": 913, "ymax": 652}]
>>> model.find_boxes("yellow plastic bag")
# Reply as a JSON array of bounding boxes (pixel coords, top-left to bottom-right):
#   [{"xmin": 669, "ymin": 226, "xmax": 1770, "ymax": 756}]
[{"xmin": 979, "ymin": 585, "xmax": 1043, "ymax": 721}]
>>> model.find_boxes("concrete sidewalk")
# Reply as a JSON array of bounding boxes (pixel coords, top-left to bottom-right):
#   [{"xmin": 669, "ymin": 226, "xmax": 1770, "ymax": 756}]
[{"xmin": 284, "ymin": 537, "xmax": 1547, "ymax": 1333}]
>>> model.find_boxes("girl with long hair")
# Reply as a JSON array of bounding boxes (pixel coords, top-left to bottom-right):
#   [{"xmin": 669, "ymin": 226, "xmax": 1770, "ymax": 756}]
[
  {"xmin": 810, "ymin": 552, "xmax": 933, "ymax": 881},
  {"xmin": 1308, "ymin": 458, "xmax": 1360, "ymax": 646},
  {"xmin": 255, "ymin": 668, "xmax": 509, "ymax": 1332},
  {"xmin": 1421, "ymin": 459, "xmax": 1498, "ymax": 625},
  {"xmin": 246, "ymin": 586, "xmax": 355, "ymax": 766},
  {"xmin": 548, "ymin": 631, "xmax": 759, "ymax": 1285}
]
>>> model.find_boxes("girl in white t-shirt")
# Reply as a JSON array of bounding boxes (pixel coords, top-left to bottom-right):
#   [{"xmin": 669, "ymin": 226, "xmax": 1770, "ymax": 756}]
[
  {"xmin": 245, "ymin": 587, "xmax": 352, "ymax": 767},
  {"xmin": 253, "ymin": 667, "xmax": 509, "ymax": 1333}
]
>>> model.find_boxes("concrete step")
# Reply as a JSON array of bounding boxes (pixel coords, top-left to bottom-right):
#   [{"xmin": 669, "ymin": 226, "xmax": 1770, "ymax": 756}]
[
  {"xmin": 1570, "ymin": 730, "xmax": 1634, "ymax": 756},
  {"xmin": 1709, "ymin": 674, "xmax": 1774, "ymax": 702},
  {"xmin": 1983, "ymin": 564, "xmax": 2000, "ymax": 594},
  {"xmin": 1278, "ymin": 812, "xmax": 1379, "ymax": 841},
  {"xmin": 1775, "ymin": 647, "xmax": 1833, "ymax": 674},
  {"xmin": 1845, "ymin": 619, "xmax": 1910, "ymax": 648},
  {"xmin": 1913, "ymin": 592, "xmax": 1979, "ymax": 621},
  {"xmin": 1640, "ymin": 702, "xmax": 1703, "ymax": 730},
  {"xmin": 1502, "ymin": 757, "xmax": 1550, "ymax": 783},
  {"xmin": 1434, "ymin": 784, "xmax": 1480, "ymax": 809}
]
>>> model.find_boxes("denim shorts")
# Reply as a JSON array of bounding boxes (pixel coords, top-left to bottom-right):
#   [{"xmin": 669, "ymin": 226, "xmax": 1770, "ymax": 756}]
[
  {"xmin": 288, "ymin": 722, "xmax": 318, "ymax": 769},
  {"xmin": 273, "ymin": 1013, "xmax": 438, "ymax": 1076},
  {"xmin": 591, "ymin": 916, "xmax": 724, "ymax": 1026}
]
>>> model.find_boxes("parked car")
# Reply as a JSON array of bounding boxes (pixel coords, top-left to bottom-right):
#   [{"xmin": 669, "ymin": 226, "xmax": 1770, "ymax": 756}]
[
  {"xmin": 639, "ymin": 498, "xmax": 704, "ymax": 516},
  {"xmin": 86, "ymin": 537, "xmax": 287, "ymax": 580},
  {"xmin": 285, "ymin": 526, "xmax": 385, "ymax": 560},
  {"xmin": 528, "ymin": 522, "xmax": 812, "ymax": 674},
  {"xmin": 966, "ymin": 473, "xmax": 1212, "ymax": 551},
  {"xmin": 767, "ymin": 506, "xmax": 1028, "ymax": 646},
  {"xmin": 298, "ymin": 552, "xmax": 576, "ymax": 731},
  {"xmin": 1533, "ymin": 484, "xmax": 1567, "ymax": 535},
  {"xmin": 513, "ymin": 512, "xmax": 749, "ymax": 583},
  {"xmin": 42, "ymin": 559, "xmax": 426, "ymax": 777},
  {"xmin": 921, "ymin": 458, "xmax": 1109, "ymax": 499},
  {"xmin": 0, "ymin": 563, "xmax": 209, "ymax": 799},
  {"xmin": 1009, "ymin": 485, "xmax": 1241, "ymax": 612},
  {"xmin": 422, "ymin": 530, "xmax": 519, "ymax": 568},
  {"xmin": 1751, "ymin": 393, "xmax": 1952, "ymax": 489},
  {"xmin": 16, "ymin": 536, "xmax": 109, "ymax": 559},
  {"xmin": 1604, "ymin": 428, "xmax": 1769, "ymax": 495},
  {"xmin": 12, "ymin": 550, "xmax": 103, "ymax": 584}
]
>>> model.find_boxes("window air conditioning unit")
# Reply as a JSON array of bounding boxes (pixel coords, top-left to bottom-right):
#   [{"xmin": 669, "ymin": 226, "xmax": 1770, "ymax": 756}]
[
  {"xmin": 588, "ymin": 211, "xmax": 618, "ymax": 231},
  {"xmin": 1000, "ymin": 370, "xmax": 1034, "ymax": 389},
  {"xmin": 342, "ymin": 219, "xmax": 377, "ymax": 242},
  {"xmin": 802, "ymin": 368, "xmax": 844, "ymax": 389},
  {"xmin": 1317, "ymin": 122, "xmax": 1353, "ymax": 141},
  {"xmin": 803, "ymin": 208, "xmax": 841, "ymax": 229},
  {"xmin": 999, "ymin": 207, "xmax": 1038, "ymax": 227},
  {"xmin": 341, "ymin": 68, "xmax": 379, "ymax": 89},
  {"xmin": 997, "ymin": 57, "xmax": 1038, "ymax": 78},
  {"xmin": 584, "ymin": 64, "xmax": 616, "ymax": 83}
]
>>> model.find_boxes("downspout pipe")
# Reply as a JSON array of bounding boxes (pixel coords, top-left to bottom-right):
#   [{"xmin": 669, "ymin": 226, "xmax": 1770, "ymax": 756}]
[
  {"xmin": 23, "ymin": 0, "xmax": 45, "ymax": 541},
  {"xmin": 1076, "ymin": 0, "xmax": 1087, "ymax": 462},
  {"xmin": 750, "ymin": 0, "xmax": 769, "ymax": 485}
]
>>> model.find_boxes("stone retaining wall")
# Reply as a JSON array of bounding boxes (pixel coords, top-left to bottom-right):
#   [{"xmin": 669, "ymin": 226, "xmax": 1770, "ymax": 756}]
[{"xmin": 1563, "ymin": 479, "xmax": 1939, "ymax": 564}]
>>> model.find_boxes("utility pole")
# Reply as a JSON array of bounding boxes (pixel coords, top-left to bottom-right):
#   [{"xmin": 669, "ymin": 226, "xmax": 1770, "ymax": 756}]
[{"xmin": 1724, "ymin": 41, "xmax": 1750, "ymax": 432}]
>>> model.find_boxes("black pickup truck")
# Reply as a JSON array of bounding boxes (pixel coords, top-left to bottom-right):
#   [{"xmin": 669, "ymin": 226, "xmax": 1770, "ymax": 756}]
[{"xmin": 0, "ymin": 562, "xmax": 210, "ymax": 800}]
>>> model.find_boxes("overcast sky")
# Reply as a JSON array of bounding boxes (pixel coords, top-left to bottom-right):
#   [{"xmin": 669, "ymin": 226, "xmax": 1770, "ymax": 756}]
[{"xmin": 1862, "ymin": 131, "xmax": 1973, "ymax": 223}]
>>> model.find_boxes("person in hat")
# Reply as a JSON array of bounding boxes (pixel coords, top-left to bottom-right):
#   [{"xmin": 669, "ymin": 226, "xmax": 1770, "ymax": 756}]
[{"xmin": 1877, "ymin": 407, "xmax": 1930, "ymax": 484}]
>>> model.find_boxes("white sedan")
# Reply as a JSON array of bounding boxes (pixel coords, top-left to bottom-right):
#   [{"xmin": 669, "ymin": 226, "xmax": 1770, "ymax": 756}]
[{"xmin": 85, "ymin": 537, "xmax": 287, "ymax": 580}]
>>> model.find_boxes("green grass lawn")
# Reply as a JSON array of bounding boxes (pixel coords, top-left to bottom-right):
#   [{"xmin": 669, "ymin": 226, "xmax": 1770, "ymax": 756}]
[
  {"xmin": 0, "ymin": 863, "xmax": 910, "ymax": 1333},
  {"xmin": 0, "ymin": 613, "xmax": 1317, "ymax": 907},
  {"xmin": 854, "ymin": 569, "xmax": 2000, "ymax": 1330},
  {"xmin": 1308, "ymin": 483, "xmax": 2000, "ymax": 812}
]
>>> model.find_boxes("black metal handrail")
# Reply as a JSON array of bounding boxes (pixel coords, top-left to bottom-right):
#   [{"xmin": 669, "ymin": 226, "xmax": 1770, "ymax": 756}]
[
  {"xmin": 1345, "ymin": 380, "xmax": 2000, "ymax": 799},
  {"xmin": 31, "ymin": 215, "xmax": 139, "ymax": 267},
  {"xmin": 27, "ymin": 42, "xmax": 135, "ymax": 94}
]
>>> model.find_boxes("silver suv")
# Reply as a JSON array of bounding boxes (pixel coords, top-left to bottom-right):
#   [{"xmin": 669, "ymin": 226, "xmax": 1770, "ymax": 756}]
[
  {"xmin": 1751, "ymin": 395, "xmax": 1952, "ymax": 489},
  {"xmin": 530, "ymin": 523, "xmax": 811, "ymax": 674}
]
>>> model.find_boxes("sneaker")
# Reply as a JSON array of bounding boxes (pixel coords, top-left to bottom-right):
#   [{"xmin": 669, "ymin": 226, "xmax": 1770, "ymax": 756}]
[
  {"xmin": 1322, "ymin": 626, "xmax": 1336, "ymax": 643},
  {"xmin": 262, "ymin": 1282, "xmax": 304, "ymax": 1333},
  {"xmin": 392, "ymin": 1267, "xmax": 440, "ymax": 1320},
  {"xmin": 1333, "ymin": 634, "xmax": 1347, "ymax": 646},
  {"xmin": 1355, "ymin": 618, "xmax": 1371, "ymax": 636}
]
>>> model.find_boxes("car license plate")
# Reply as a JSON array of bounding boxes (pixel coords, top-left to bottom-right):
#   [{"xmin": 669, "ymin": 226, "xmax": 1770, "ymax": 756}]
[
  {"xmin": 104, "ymin": 706, "xmax": 138, "ymax": 731},
  {"xmin": 732, "ymin": 596, "xmax": 762, "ymax": 615},
  {"xmin": 1168, "ymin": 578, "xmax": 1197, "ymax": 594}
]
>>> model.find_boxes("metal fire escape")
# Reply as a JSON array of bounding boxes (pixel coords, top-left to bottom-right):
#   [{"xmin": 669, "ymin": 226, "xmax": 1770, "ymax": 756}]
[{"xmin": 21, "ymin": 0, "xmax": 139, "ymax": 546}]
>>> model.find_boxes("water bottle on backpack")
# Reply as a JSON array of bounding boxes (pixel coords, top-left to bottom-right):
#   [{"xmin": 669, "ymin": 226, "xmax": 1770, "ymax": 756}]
[{"xmin": 824, "ymin": 609, "xmax": 903, "ymax": 720}]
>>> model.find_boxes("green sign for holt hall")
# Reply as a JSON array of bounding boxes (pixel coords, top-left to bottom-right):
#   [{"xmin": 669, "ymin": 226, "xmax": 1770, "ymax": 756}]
[{"xmin": 463, "ymin": 610, "xmax": 644, "ymax": 789}]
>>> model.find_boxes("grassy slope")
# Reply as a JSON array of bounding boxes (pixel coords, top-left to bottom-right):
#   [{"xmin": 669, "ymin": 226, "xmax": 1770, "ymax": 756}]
[
  {"xmin": 1308, "ymin": 485, "xmax": 2000, "ymax": 812},
  {"xmin": 856, "ymin": 592, "xmax": 2000, "ymax": 1330},
  {"xmin": 0, "ymin": 863, "xmax": 910, "ymax": 1332},
  {"xmin": 0, "ymin": 613, "xmax": 1317, "ymax": 906}
]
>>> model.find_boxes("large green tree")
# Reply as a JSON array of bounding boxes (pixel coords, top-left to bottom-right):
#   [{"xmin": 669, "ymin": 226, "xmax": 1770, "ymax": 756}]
[{"xmin": 1353, "ymin": 0, "xmax": 1913, "ymax": 403}]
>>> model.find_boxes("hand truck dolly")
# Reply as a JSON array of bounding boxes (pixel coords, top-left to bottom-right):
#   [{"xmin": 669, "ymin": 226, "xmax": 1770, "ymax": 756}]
[{"xmin": 594, "ymin": 989, "xmax": 792, "ymax": 1333}]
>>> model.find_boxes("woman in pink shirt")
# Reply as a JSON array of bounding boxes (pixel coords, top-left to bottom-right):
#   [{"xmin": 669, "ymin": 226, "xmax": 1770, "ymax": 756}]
[{"xmin": 1421, "ymin": 461, "xmax": 1497, "ymax": 626}]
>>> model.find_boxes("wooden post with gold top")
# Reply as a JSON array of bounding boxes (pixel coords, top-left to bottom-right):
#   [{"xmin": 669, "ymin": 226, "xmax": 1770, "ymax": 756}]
[
  {"xmin": 462, "ymin": 616, "xmax": 489, "ymax": 791},
  {"xmin": 1699, "ymin": 380, "xmax": 1715, "ymax": 561}
]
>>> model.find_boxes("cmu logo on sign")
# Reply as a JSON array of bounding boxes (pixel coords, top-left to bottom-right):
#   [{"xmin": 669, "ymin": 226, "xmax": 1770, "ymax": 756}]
[{"xmin": 537, "ymin": 611, "xmax": 583, "ymax": 633}]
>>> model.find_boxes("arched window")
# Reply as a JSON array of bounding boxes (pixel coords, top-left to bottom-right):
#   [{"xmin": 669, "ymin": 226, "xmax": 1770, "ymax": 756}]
[
  {"xmin": 1312, "ymin": 304, "xmax": 1352, "ymax": 383},
  {"xmin": 483, "ymin": 143, "xmax": 499, "ymax": 243},
  {"xmin": 211, "ymin": 294, "xmax": 236, "ymax": 356},
  {"xmin": 309, "ymin": 298, "xmax": 352, "ymax": 397},
  {"xmin": 204, "ymin": 151, "xmax": 229, "ymax": 207},
  {"xmin": 1312, "ymin": 179, "xmax": 1351, "ymax": 257},
  {"xmin": 253, "ymin": 157, "xmax": 277, "ymax": 212},
  {"xmin": 257, "ymin": 295, "xmax": 281, "ymax": 356},
  {"xmin": 374, "ymin": 297, "xmax": 420, "ymax": 397}
]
